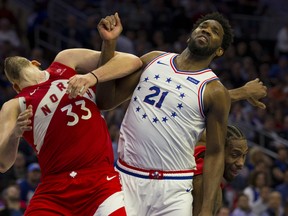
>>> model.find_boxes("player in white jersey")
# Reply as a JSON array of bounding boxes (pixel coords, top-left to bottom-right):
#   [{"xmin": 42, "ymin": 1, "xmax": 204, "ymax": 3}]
[{"xmin": 95, "ymin": 12, "xmax": 267, "ymax": 216}]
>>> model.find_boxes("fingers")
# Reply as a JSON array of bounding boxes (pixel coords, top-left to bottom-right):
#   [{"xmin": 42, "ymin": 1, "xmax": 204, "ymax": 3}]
[
  {"xmin": 67, "ymin": 78, "xmax": 83, "ymax": 98},
  {"xmin": 17, "ymin": 105, "xmax": 33, "ymax": 135},
  {"xmin": 115, "ymin": 12, "xmax": 121, "ymax": 27},
  {"xmin": 66, "ymin": 75, "xmax": 90, "ymax": 98},
  {"xmin": 99, "ymin": 14, "xmax": 117, "ymax": 31},
  {"xmin": 248, "ymin": 97, "xmax": 266, "ymax": 109}
]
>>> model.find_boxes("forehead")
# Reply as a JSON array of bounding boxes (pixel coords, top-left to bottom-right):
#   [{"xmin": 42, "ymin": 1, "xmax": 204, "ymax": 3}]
[
  {"xmin": 228, "ymin": 139, "xmax": 248, "ymax": 152},
  {"xmin": 199, "ymin": 20, "xmax": 224, "ymax": 33}
]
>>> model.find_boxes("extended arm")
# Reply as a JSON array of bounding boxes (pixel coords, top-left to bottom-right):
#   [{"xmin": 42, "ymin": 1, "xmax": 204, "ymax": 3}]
[
  {"xmin": 0, "ymin": 99, "xmax": 32, "ymax": 172},
  {"xmin": 199, "ymin": 81, "xmax": 231, "ymax": 216},
  {"xmin": 228, "ymin": 78, "xmax": 267, "ymax": 109},
  {"xmin": 62, "ymin": 13, "xmax": 142, "ymax": 99},
  {"xmin": 96, "ymin": 50, "xmax": 165, "ymax": 110}
]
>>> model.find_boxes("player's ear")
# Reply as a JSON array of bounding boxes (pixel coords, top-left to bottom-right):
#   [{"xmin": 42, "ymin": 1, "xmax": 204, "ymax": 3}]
[
  {"xmin": 13, "ymin": 83, "xmax": 21, "ymax": 93},
  {"xmin": 31, "ymin": 60, "xmax": 41, "ymax": 67},
  {"xmin": 216, "ymin": 47, "xmax": 224, "ymax": 57}
]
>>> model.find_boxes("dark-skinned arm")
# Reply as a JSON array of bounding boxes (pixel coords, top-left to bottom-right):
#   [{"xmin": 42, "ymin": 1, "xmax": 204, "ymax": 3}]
[
  {"xmin": 228, "ymin": 78, "xmax": 267, "ymax": 109},
  {"xmin": 198, "ymin": 81, "xmax": 231, "ymax": 216}
]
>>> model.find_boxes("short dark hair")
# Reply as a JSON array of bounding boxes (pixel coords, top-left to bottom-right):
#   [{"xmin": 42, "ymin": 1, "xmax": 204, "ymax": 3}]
[
  {"xmin": 225, "ymin": 125, "xmax": 246, "ymax": 147},
  {"xmin": 192, "ymin": 12, "xmax": 234, "ymax": 51}
]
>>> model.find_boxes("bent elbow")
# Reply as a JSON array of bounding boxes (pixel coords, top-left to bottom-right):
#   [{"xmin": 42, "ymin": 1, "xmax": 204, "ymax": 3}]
[
  {"xmin": 135, "ymin": 58, "xmax": 143, "ymax": 69},
  {"xmin": 125, "ymin": 54, "xmax": 143, "ymax": 70}
]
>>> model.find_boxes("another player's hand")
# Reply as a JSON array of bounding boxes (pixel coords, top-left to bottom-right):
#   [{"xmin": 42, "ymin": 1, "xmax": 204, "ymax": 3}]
[
  {"xmin": 97, "ymin": 12, "xmax": 122, "ymax": 41},
  {"xmin": 244, "ymin": 78, "xmax": 267, "ymax": 109},
  {"xmin": 66, "ymin": 73, "xmax": 97, "ymax": 98},
  {"xmin": 14, "ymin": 105, "xmax": 33, "ymax": 137}
]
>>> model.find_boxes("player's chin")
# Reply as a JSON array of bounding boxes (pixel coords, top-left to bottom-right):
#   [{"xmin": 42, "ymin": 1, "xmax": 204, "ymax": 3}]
[{"xmin": 224, "ymin": 172, "xmax": 237, "ymax": 182}]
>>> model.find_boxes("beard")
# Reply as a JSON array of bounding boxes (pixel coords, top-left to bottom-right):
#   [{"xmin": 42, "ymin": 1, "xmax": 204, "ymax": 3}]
[
  {"xmin": 223, "ymin": 170, "xmax": 234, "ymax": 182},
  {"xmin": 188, "ymin": 38, "xmax": 219, "ymax": 57}
]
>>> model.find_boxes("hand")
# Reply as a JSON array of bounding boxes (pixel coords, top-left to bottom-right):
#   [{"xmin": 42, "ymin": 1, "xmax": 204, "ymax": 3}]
[
  {"xmin": 97, "ymin": 12, "xmax": 122, "ymax": 41},
  {"xmin": 244, "ymin": 78, "xmax": 267, "ymax": 109},
  {"xmin": 14, "ymin": 105, "xmax": 33, "ymax": 137},
  {"xmin": 66, "ymin": 73, "xmax": 97, "ymax": 98},
  {"xmin": 247, "ymin": 97, "xmax": 266, "ymax": 109}
]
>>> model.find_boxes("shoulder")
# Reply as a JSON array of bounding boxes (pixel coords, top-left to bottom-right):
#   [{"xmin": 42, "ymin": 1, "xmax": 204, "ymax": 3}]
[
  {"xmin": 0, "ymin": 98, "xmax": 20, "ymax": 120},
  {"xmin": 53, "ymin": 48, "xmax": 100, "ymax": 69},
  {"xmin": 1, "ymin": 98, "xmax": 20, "ymax": 112},
  {"xmin": 140, "ymin": 51, "xmax": 166, "ymax": 66},
  {"xmin": 204, "ymin": 80, "xmax": 230, "ymax": 110}
]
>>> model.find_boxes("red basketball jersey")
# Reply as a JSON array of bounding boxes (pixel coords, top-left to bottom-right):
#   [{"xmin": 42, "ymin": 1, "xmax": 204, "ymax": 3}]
[{"xmin": 16, "ymin": 62, "xmax": 114, "ymax": 177}]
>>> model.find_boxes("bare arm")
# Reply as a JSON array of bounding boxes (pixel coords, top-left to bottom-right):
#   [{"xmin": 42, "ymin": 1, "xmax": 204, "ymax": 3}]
[
  {"xmin": 192, "ymin": 175, "xmax": 204, "ymax": 215},
  {"xmin": 64, "ymin": 13, "xmax": 143, "ymax": 99},
  {"xmin": 199, "ymin": 81, "xmax": 230, "ymax": 216},
  {"xmin": 193, "ymin": 175, "xmax": 222, "ymax": 215},
  {"xmin": 97, "ymin": 50, "xmax": 165, "ymax": 110},
  {"xmin": 229, "ymin": 78, "xmax": 267, "ymax": 109},
  {"xmin": 0, "ymin": 99, "xmax": 32, "ymax": 172}
]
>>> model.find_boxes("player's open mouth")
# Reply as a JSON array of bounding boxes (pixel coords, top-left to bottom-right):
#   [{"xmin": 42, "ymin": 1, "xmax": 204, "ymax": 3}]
[{"xmin": 197, "ymin": 35, "xmax": 209, "ymax": 44}]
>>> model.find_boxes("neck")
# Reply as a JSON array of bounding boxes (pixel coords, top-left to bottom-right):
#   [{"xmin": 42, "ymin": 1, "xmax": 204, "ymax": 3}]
[
  {"xmin": 19, "ymin": 70, "xmax": 47, "ymax": 90},
  {"xmin": 176, "ymin": 48, "xmax": 213, "ymax": 71}
]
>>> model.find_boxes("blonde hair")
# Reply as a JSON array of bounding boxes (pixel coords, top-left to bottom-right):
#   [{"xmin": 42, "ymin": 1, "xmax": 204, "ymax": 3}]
[{"xmin": 4, "ymin": 56, "xmax": 30, "ymax": 82}]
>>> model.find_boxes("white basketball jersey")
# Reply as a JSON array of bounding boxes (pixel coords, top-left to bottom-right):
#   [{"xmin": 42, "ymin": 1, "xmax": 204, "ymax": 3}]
[{"xmin": 118, "ymin": 53, "xmax": 219, "ymax": 171}]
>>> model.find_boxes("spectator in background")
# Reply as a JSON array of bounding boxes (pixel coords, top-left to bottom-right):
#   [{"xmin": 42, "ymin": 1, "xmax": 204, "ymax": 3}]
[
  {"xmin": 61, "ymin": 14, "xmax": 83, "ymax": 49},
  {"xmin": 275, "ymin": 169, "xmax": 288, "ymax": 207},
  {"xmin": 116, "ymin": 33, "xmax": 136, "ymax": 54},
  {"xmin": 0, "ymin": 151, "xmax": 27, "ymax": 192},
  {"xmin": 26, "ymin": 0, "xmax": 48, "ymax": 48},
  {"xmin": 246, "ymin": 146, "xmax": 273, "ymax": 171},
  {"xmin": 269, "ymin": 55, "xmax": 288, "ymax": 85},
  {"xmin": 243, "ymin": 170, "xmax": 270, "ymax": 208},
  {"xmin": 279, "ymin": 115, "xmax": 288, "ymax": 139},
  {"xmin": 276, "ymin": 22, "xmax": 288, "ymax": 57},
  {"xmin": 0, "ymin": 18, "xmax": 20, "ymax": 48},
  {"xmin": 272, "ymin": 146, "xmax": 288, "ymax": 187},
  {"xmin": 0, "ymin": 0, "xmax": 19, "ymax": 34},
  {"xmin": 29, "ymin": 47, "xmax": 49, "ymax": 69},
  {"xmin": 251, "ymin": 186, "xmax": 271, "ymax": 216},
  {"xmin": 260, "ymin": 191, "xmax": 284, "ymax": 216},
  {"xmin": 216, "ymin": 206, "xmax": 230, "ymax": 216},
  {"xmin": 231, "ymin": 193, "xmax": 256, "ymax": 216},
  {"xmin": 0, "ymin": 184, "xmax": 26, "ymax": 216},
  {"xmin": 18, "ymin": 163, "xmax": 41, "ymax": 205}
]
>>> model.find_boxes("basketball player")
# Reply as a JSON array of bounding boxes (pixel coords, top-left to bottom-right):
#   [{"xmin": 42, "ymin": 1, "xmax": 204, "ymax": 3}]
[
  {"xmin": 0, "ymin": 13, "xmax": 142, "ymax": 215},
  {"xmin": 193, "ymin": 125, "xmax": 248, "ymax": 215},
  {"xmin": 92, "ymin": 12, "xmax": 267, "ymax": 216}
]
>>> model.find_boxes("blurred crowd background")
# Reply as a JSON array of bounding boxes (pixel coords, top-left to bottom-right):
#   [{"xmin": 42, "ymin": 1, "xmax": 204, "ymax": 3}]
[{"xmin": 0, "ymin": 0, "xmax": 287, "ymax": 215}]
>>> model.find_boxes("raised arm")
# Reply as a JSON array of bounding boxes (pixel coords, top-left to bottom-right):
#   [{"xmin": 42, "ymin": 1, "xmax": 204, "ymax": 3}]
[
  {"xmin": 62, "ymin": 13, "xmax": 142, "ymax": 99},
  {"xmin": 228, "ymin": 78, "xmax": 267, "ymax": 109},
  {"xmin": 199, "ymin": 81, "xmax": 231, "ymax": 216},
  {"xmin": 0, "ymin": 99, "xmax": 32, "ymax": 172}
]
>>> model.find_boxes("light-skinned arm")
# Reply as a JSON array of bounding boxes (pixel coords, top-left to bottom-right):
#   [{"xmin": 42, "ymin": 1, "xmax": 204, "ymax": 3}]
[
  {"xmin": 54, "ymin": 13, "xmax": 141, "ymax": 99},
  {"xmin": 96, "ymin": 50, "xmax": 165, "ymax": 110},
  {"xmin": 0, "ymin": 100, "xmax": 33, "ymax": 173}
]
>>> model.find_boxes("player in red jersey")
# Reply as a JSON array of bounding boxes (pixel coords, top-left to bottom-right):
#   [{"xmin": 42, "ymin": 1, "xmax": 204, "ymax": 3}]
[
  {"xmin": 193, "ymin": 125, "xmax": 248, "ymax": 215},
  {"xmin": 0, "ymin": 13, "xmax": 142, "ymax": 216}
]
